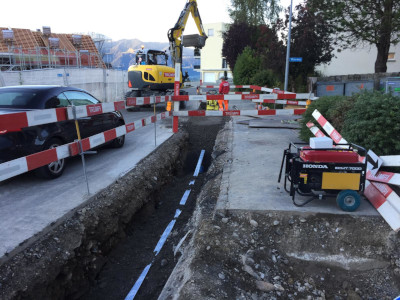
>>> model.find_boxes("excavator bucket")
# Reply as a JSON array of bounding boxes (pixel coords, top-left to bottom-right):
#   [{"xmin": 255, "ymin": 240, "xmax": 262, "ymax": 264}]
[{"xmin": 182, "ymin": 34, "xmax": 207, "ymax": 48}]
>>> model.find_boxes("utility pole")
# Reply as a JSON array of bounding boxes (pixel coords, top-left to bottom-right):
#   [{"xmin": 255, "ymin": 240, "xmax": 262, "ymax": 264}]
[{"xmin": 284, "ymin": 0, "xmax": 293, "ymax": 92}]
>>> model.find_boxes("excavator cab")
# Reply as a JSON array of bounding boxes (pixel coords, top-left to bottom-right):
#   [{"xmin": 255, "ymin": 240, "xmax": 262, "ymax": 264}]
[{"xmin": 135, "ymin": 49, "xmax": 168, "ymax": 66}]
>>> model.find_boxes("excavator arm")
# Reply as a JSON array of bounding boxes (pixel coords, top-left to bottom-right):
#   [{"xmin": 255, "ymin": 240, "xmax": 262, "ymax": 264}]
[{"xmin": 168, "ymin": 0, "xmax": 207, "ymax": 71}]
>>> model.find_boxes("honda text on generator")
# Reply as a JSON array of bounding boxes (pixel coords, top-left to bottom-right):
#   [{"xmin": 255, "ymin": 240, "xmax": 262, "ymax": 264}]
[{"xmin": 278, "ymin": 137, "xmax": 367, "ymax": 212}]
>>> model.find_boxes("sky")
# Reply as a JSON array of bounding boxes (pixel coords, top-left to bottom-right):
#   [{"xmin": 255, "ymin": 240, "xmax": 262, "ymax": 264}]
[{"xmin": 2, "ymin": 0, "xmax": 301, "ymax": 42}]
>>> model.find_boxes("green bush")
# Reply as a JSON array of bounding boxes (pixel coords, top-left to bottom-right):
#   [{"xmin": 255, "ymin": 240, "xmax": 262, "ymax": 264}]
[
  {"xmin": 342, "ymin": 91, "xmax": 400, "ymax": 156},
  {"xmin": 299, "ymin": 95, "xmax": 354, "ymax": 142},
  {"xmin": 250, "ymin": 69, "xmax": 281, "ymax": 88},
  {"xmin": 233, "ymin": 47, "xmax": 260, "ymax": 85}
]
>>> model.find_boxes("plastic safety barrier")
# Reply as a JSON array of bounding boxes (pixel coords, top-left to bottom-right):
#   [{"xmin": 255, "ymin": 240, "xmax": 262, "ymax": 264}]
[
  {"xmin": 173, "ymin": 109, "xmax": 306, "ymax": 117},
  {"xmin": 0, "ymin": 111, "xmax": 172, "ymax": 182},
  {"xmin": 308, "ymin": 110, "xmax": 400, "ymax": 232}
]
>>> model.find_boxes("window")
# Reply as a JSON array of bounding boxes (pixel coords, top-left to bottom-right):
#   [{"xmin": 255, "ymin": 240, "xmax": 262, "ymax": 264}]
[
  {"xmin": 222, "ymin": 58, "xmax": 227, "ymax": 69},
  {"xmin": 208, "ymin": 28, "xmax": 214, "ymax": 36},
  {"xmin": 388, "ymin": 52, "xmax": 395, "ymax": 61},
  {"xmin": 56, "ymin": 93, "xmax": 70, "ymax": 107},
  {"xmin": 144, "ymin": 72, "xmax": 149, "ymax": 80},
  {"xmin": 63, "ymin": 91, "xmax": 100, "ymax": 106}
]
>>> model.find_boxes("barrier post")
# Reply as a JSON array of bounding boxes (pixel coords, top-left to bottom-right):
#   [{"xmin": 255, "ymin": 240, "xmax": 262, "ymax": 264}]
[
  {"xmin": 72, "ymin": 104, "xmax": 90, "ymax": 195},
  {"xmin": 153, "ymin": 96, "xmax": 157, "ymax": 147},
  {"xmin": 173, "ymin": 63, "xmax": 181, "ymax": 133}
]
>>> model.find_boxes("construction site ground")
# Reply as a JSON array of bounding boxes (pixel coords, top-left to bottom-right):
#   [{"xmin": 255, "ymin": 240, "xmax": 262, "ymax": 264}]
[
  {"xmin": 0, "ymin": 105, "xmax": 399, "ymax": 300},
  {"xmin": 159, "ymin": 115, "xmax": 400, "ymax": 300}
]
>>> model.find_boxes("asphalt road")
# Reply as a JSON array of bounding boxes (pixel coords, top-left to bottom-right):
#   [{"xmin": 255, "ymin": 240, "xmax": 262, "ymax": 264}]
[{"xmin": 0, "ymin": 108, "xmax": 173, "ymax": 258}]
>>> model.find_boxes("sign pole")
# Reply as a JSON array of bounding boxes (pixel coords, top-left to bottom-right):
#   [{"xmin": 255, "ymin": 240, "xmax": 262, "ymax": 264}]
[
  {"xmin": 284, "ymin": 0, "xmax": 293, "ymax": 92},
  {"xmin": 173, "ymin": 62, "xmax": 180, "ymax": 133}
]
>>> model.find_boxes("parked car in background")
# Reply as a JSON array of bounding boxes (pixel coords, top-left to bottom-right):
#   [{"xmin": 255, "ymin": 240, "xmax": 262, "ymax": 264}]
[{"xmin": 0, "ymin": 85, "xmax": 125, "ymax": 179}]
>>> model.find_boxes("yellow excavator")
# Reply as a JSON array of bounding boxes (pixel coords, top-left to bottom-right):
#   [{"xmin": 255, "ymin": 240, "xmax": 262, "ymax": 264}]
[{"xmin": 126, "ymin": 0, "xmax": 207, "ymax": 99}]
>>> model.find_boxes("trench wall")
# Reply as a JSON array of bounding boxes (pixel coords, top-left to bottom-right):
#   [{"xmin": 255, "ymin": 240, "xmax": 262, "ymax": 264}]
[{"xmin": 0, "ymin": 131, "xmax": 188, "ymax": 300}]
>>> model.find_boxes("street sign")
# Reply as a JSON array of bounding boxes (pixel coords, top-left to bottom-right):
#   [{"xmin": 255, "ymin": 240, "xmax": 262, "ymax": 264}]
[
  {"xmin": 367, "ymin": 149, "xmax": 383, "ymax": 176},
  {"xmin": 289, "ymin": 57, "xmax": 303, "ymax": 62}
]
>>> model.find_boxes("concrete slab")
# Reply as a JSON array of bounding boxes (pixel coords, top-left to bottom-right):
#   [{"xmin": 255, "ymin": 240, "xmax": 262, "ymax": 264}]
[{"xmin": 216, "ymin": 116, "xmax": 379, "ymax": 216}]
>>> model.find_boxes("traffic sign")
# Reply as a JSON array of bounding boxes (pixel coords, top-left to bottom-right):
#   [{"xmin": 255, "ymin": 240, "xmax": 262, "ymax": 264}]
[
  {"xmin": 367, "ymin": 149, "xmax": 383, "ymax": 176},
  {"xmin": 289, "ymin": 57, "xmax": 303, "ymax": 62}
]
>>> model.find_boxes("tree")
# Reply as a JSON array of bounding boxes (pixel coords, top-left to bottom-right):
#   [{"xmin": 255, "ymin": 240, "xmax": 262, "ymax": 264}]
[
  {"xmin": 222, "ymin": 22, "xmax": 256, "ymax": 70},
  {"xmin": 311, "ymin": 0, "xmax": 400, "ymax": 73},
  {"xmin": 228, "ymin": 0, "xmax": 281, "ymax": 26},
  {"xmin": 233, "ymin": 47, "xmax": 260, "ymax": 84}
]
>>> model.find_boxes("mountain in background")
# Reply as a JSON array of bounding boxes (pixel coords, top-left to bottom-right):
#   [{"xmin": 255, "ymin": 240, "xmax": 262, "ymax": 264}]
[{"xmin": 108, "ymin": 39, "xmax": 200, "ymax": 81}]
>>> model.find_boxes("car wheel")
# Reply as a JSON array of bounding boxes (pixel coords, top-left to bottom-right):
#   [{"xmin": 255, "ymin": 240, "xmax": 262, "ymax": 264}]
[
  {"xmin": 36, "ymin": 138, "xmax": 66, "ymax": 179},
  {"xmin": 336, "ymin": 190, "xmax": 361, "ymax": 212}
]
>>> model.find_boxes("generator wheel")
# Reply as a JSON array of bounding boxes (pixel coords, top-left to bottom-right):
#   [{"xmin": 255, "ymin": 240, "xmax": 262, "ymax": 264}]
[{"xmin": 336, "ymin": 190, "xmax": 360, "ymax": 212}]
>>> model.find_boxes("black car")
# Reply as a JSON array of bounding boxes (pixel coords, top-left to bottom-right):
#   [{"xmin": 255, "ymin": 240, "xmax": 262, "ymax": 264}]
[{"xmin": 0, "ymin": 85, "xmax": 125, "ymax": 179}]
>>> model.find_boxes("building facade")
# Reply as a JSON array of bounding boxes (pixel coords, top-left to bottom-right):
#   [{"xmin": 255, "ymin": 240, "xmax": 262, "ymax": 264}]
[
  {"xmin": 200, "ymin": 23, "xmax": 232, "ymax": 83},
  {"xmin": 316, "ymin": 43, "xmax": 400, "ymax": 76}
]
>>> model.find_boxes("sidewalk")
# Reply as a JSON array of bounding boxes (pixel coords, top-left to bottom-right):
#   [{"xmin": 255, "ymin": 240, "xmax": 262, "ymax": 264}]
[{"xmin": 217, "ymin": 115, "xmax": 378, "ymax": 215}]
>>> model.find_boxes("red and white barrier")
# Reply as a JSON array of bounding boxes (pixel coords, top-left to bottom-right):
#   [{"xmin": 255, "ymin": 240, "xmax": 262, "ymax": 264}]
[
  {"xmin": 0, "ymin": 111, "xmax": 172, "ymax": 182},
  {"xmin": 308, "ymin": 110, "xmax": 400, "ymax": 232},
  {"xmin": 173, "ymin": 109, "xmax": 306, "ymax": 117},
  {"xmin": 364, "ymin": 180, "xmax": 400, "ymax": 232},
  {"xmin": 253, "ymin": 99, "xmax": 308, "ymax": 106},
  {"xmin": 312, "ymin": 109, "xmax": 348, "ymax": 144},
  {"xmin": 307, "ymin": 122, "xmax": 326, "ymax": 137},
  {"xmin": 0, "ymin": 96, "xmax": 170, "ymax": 132}
]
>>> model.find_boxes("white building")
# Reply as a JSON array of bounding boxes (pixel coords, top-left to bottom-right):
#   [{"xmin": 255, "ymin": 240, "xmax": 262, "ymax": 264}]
[
  {"xmin": 316, "ymin": 43, "xmax": 400, "ymax": 76},
  {"xmin": 200, "ymin": 23, "xmax": 232, "ymax": 83}
]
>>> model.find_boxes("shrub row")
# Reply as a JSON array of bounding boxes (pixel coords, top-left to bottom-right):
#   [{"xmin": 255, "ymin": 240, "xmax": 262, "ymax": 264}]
[{"xmin": 300, "ymin": 91, "xmax": 400, "ymax": 156}]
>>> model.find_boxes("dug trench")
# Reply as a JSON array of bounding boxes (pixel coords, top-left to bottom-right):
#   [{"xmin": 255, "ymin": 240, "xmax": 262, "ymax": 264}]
[{"xmin": 0, "ymin": 116, "xmax": 227, "ymax": 300}]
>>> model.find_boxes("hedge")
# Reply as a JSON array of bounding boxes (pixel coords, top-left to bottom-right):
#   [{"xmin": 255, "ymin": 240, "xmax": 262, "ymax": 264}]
[{"xmin": 300, "ymin": 91, "xmax": 400, "ymax": 156}]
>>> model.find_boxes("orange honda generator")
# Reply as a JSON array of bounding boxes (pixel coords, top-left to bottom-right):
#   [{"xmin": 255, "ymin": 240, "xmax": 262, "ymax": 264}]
[{"xmin": 278, "ymin": 138, "xmax": 367, "ymax": 211}]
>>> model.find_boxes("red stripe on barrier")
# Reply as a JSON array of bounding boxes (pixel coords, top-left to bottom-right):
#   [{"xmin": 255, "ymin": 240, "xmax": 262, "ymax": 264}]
[
  {"xmin": 104, "ymin": 128, "xmax": 117, "ymax": 142},
  {"xmin": 294, "ymin": 109, "xmax": 307, "ymax": 115},
  {"xmin": 262, "ymin": 99, "xmax": 275, "ymax": 104},
  {"xmin": 171, "ymin": 95, "xmax": 189, "ymax": 101},
  {"xmin": 223, "ymin": 111, "xmax": 240, "ymax": 116},
  {"xmin": 367, "ymin": 170, "xmax": 395, "ymax": 184},
  {"xmin": 56, "ymin": 107, "xmax": 68, "ymax": 122},
  {"xmin": 258, "ymin": 110, "xmax": 276, "ymax": 115},
  {"xmin": 126, "ymin": 98, "xmax": 137, "ymax": 106},
  {"xmin": 114, "ymin": 101, "xmax": 126, "ymax": 111},
  {"xmin": 142, "ymin": 119, "xmax": 146, "ymax": 126},
  {"xmin": 330, "ymin": 129, "xmax": 342, "ymax": 143},
  {"xmin": 287, "ymin": 100, "xmax": 299, "ymax": 105},
  {"xmin": 371, "ymin": 182, "xmax": 393, "ymax": 198},
  {"xmin": 81, "ymin": 138, "xmax": 91, "ymax": 152},
  {"xmin": 317, "ymin": 114, "xmax": 327, "ymax": 126},
  {"xmin": 189, "ymin": 111, "xmax": 206, "ymax": 117},
  {"xmin": 206, "ymin": 94, "xmax": 224, "ymax": 100},
  {"xmin": 0, "ymin": 112, "xmax": 28, "ymax": 130},
  {"xmin": 306, "ymin": 122, "xmax": 314, "ymax": 128},
  {"xmin": 161, "ymin": 112, "xmax": 166, "ymax": 119},
  {"xmin": 364, "ymin": 182, "xmax": 386, "ymax": 209},
  {"xmin": 151, "ymin": 115, "xmax": 156, "ymax": 123},
  {"xmin": 250, "ymin": 85, "xmax": 261, "ymax": 91},
  {"xmin": 155, "ymin": 96, "xmax": 162, "ymax": 103},
  {"xmin": 277, "ymin": 93, "xmax": 296, "ymax": 100},
  {"xmin": 242, "ymin": 94, "xmax": 260, "ymax": 100},
  {"xmin": 26, "ymin": 148, "xmax": 58, "ymax": 171},
  {"xmin": 205, "ymin": 85, "xmax": 214, "ymax": 88},
  {"xmin": 236, "ymin": 85, "xmax": 243, "ymax": 88},
  {"xmin": 126, "ymin": 123, "xmax": 135, "ymax": 133},
  {"xmin": 273, "ymin": 89, "xmax": 284, "ymax": 94},
  {"xmin": 86, "ymin": 104, "xmax": 103, "ymax": 116},
  {"xmin": 143, "ymin": 97, "xmax": 151, "ymax": 105}
]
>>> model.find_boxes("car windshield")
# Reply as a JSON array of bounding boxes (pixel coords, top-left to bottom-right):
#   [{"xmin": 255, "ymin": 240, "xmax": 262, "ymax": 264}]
[{"xmin": 0, "ymin": 90, "xmax": 38, "ymax": 108}]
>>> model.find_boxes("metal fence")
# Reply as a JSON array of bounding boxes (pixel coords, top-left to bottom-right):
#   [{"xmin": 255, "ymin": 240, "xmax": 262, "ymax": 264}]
[{"xmin": 0, "ymin": 46, "xmax": 104, "ymax": 71}]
